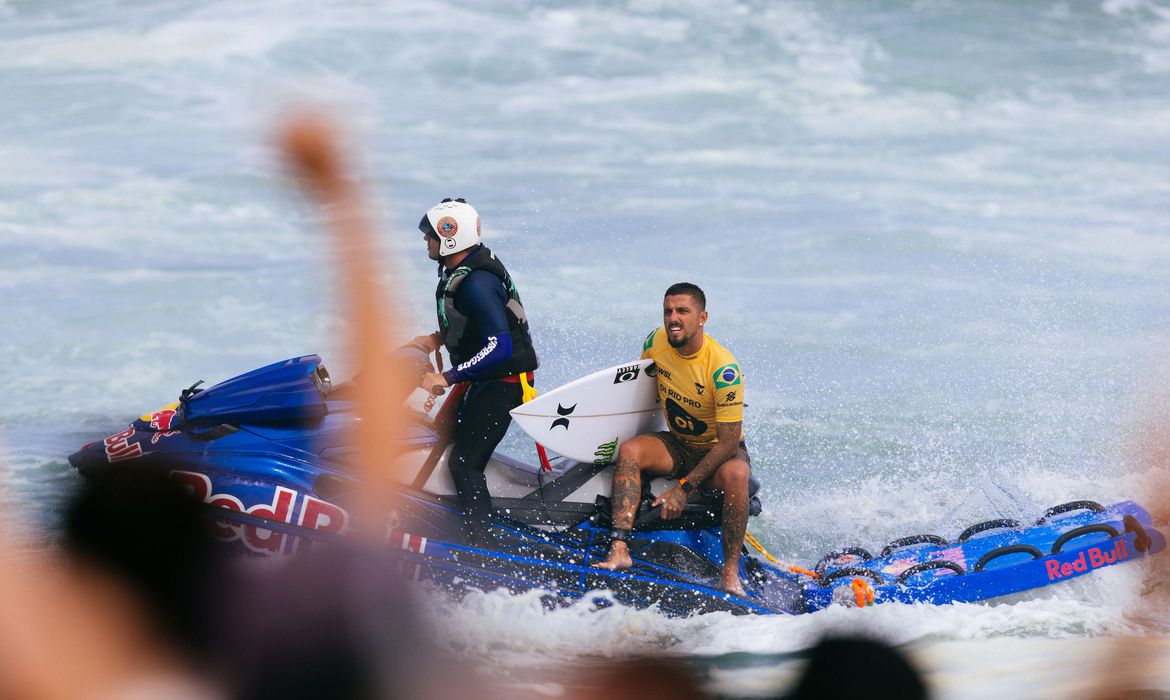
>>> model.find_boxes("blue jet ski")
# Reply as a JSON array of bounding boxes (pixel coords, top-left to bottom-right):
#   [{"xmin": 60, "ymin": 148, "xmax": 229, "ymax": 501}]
[{"xmin": 68, "ymin": 353, "xmax": 1166, "ymax": 616}]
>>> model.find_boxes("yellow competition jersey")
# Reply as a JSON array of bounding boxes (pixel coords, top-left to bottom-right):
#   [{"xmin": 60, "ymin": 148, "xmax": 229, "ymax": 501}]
[{"xmin": 640, "ymin": 328, "xmax": 744, "ymax": 447}]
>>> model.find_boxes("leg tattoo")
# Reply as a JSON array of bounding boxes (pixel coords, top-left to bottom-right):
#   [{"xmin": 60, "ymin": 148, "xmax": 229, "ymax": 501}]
[
  {"xmin": 722, "ymin": 498, "xmax": 747, "ymax": 568},
  {"xmin": 611, "ymin": 456, "xmax": 642, "ymax": 530},
  {"xmin": 592, "ymin": 455, "xmax": 643, "ymax": 571},
  {"xmin": 721, "ymin": 483, "xmax": 748, "ymax": 593}
]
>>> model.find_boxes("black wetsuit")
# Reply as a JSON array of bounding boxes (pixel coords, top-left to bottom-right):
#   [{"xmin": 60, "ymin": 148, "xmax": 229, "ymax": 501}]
[{"xmin": 435, "ymin": 245, "xmax": 538, "ymax": 541}]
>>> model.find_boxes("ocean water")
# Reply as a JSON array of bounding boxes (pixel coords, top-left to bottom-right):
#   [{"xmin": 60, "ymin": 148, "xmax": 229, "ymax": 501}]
[{"xmin": 3, "ymin": 0, "xmax": 1170, "ymax": 696}]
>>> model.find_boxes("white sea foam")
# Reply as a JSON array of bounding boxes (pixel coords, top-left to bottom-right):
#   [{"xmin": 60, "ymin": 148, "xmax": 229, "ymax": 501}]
[{"xmin": 427, "ymin": 570, "xmax": 1151, "ymax": 662}]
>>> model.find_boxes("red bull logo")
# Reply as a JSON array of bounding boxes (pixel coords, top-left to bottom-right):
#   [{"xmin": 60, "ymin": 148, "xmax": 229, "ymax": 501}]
[
  {"xmin": 149, "ymin": 408, "xmax": 178, "ymax": 431},
  {"xmin": 170, "ymin": 471, "xmax": 435, "ymax": 564},
  {"xmin": 171, "ymin": 471, "xmax": 349, "ymax": 555},
  {"xmin": 1045, "ymin": 539, "xmax": 1129, "ymax": 580},
  {"xmin": 103, "ymin": 427, "xmax": 143, "ymax": 463}
]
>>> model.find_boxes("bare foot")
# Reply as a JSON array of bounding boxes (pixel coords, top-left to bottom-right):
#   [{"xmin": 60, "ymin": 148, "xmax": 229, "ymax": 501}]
[
  {"xmin": 720, "ymin": 573, "xmax": 745, "ymax": 597},
  {"xmin": 592, "ymin": 543, "xmax": 633, "ymax": 571}
]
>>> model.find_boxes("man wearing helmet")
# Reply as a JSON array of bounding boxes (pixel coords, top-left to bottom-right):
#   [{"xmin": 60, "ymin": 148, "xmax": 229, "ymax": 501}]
[
  {"xmin": 593, "ymin": 282, "xmax": 751, "ymax": 595},
  {"xmin": 413, "ymin": 198, "xmax": 539, "ymax": 544}
]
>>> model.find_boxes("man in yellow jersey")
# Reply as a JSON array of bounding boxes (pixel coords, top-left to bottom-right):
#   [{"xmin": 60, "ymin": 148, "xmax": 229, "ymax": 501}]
[{"xmin": 593, "ymin": 282, "xmax": 751, "ymax": 595}]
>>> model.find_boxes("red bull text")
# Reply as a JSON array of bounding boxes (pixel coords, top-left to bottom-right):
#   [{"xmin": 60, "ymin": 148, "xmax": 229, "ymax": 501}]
[
  {"xmin": 103, "ymin": 427, "xmax": 143, "ymax": 463},
  {"xmin": 1045, "ymin": 539, "xmax": 1129, "ymax": 580},
  {"xmin": 171, "ymin": 470, "xmax": 348, "ymax": 555}
]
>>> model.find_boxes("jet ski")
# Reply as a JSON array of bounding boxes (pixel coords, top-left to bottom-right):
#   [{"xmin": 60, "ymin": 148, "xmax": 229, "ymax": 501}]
[{"xmin": 68, "ymin": 353, "xmax": 1166, "ymax": 616}]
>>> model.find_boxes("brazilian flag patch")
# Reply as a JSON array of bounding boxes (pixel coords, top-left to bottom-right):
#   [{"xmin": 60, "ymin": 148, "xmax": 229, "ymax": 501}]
[
  {"xmin": 643, "ymin": 329, "xmax": 657, "ymax": 353},
  {"xmin": 713, "ymin": 363, "xmax": 741, "ymax": 389}
]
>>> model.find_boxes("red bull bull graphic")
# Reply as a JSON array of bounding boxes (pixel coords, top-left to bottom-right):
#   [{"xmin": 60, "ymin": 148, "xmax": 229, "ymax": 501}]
[{"xmin": 149, "ymin": 408, "xmax": 178, "ymax": 431}]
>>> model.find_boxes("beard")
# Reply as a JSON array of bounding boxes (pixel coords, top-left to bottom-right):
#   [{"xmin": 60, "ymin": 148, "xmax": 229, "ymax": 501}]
[{"xmin": 666, "ymin": 331, "xmax": 690, "ymax": 348}]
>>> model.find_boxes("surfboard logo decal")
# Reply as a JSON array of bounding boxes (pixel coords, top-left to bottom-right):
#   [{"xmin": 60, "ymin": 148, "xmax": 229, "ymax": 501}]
[
  {"xmin": 614, "ymin": 365, "xmax": 640, "ymax": 384},
  {"xmin": 550, "ymin": 403, "xmax": 576, "ymax": 430},
  {"xmin": 593, "ymin": 438, "xmax": 618, "ymax": 465},
  {"xmin": 713, "ymin": 363, "xmax": 741, "ymax": 389}
]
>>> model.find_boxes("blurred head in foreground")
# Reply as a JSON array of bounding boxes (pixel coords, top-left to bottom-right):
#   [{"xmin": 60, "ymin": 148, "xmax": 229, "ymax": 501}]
[
  {"xmin": 62, "ymin": 464, "xmax": 225, "ymax": 660},
  {"xmin": 63, "ymin": 464, "xmax": 437, "ymax": 698},
  {"xmin": 214, "ymin": 544, "xmax": 434, "ymax": 700},
  {"xmin": 788, "ymin": 636, "xmax": 928, "ymax": 700}
]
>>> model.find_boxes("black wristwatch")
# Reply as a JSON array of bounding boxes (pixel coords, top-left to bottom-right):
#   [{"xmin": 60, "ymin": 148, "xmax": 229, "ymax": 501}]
[{"xmin": 678, "ymin": 477, "xmax": 696, "ymax": 494}]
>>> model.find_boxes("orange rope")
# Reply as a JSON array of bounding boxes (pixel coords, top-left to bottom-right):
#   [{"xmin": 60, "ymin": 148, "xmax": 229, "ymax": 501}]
[{"xmin": 744, "ymin": 532, "xmax": 819, "ymax": 578}]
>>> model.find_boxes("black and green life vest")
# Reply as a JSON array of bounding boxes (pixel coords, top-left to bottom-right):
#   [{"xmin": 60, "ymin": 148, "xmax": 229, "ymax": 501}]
[{"xmin": 435, "ymin": 245, "xmax": 538, "ymax": 380}]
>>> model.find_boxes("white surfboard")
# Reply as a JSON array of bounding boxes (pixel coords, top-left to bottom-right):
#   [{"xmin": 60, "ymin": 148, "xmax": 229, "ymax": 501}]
[{"xmin": 510, "ymin": 359, "xmax": 665, "ymax": 464}]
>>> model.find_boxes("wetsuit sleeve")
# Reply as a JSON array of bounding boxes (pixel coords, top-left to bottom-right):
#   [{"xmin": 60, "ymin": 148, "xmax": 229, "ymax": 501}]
[
  {"xmin": 443, "ymin": 270, "xmax": 514, "ymax": 384},
  {"xmin": 713, "ymin": 360, "xmax": 744, "ymax": 423}
]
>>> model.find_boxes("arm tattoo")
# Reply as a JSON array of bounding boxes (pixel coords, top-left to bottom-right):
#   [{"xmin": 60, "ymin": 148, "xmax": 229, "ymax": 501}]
[
  {"xmin": 683, "ymin": 421, "xmax": 741, "ymax": 488},
  {"xmin": 611, "ymin": 455, "xmax": 642, "ymax": 529}
]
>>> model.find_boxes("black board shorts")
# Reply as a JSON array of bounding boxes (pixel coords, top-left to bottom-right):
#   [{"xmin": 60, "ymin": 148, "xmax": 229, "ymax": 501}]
[{"xmin": 649, "ymin": 431, "xmax": 751, "ymax": 480}]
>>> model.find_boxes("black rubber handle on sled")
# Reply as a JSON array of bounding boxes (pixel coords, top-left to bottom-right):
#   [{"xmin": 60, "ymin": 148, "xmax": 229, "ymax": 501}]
[
  {"xmin": 813, "ymin": 546, "xmax": 875, "ymax": 577},
  {"xmin": 1124, "ymin": 515, "xmax": 1153, "ymax": 553},
  {"xmin": 1035, "ymin": 500, "xmax": 1105, "ymax": 526},
  {"xmin": 819, "ymin": 566, "xmax": 886, "ymax": 587},
  {"xmin": 880, "ymin": 534, "xmax": 949, "ymax": 558},
  {"xmin": 1050, "ymin": 524, "xmax": 1119, "ymax": 554},
  {"xmin": 894, "ymin": 559, "xmax": 965, "ymax": 585},
  {"xmin": 973, "ymin": 544, "xmax": 1043, "ymax": 572},
  {"xmin": 956, "ymin": 518, "xmax": 1022, "ymax": 543}
]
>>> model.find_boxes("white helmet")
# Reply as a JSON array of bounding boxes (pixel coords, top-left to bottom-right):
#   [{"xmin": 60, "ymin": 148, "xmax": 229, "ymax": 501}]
[{"xmin": 418, "ymin": 198, "xmax": 481, "ymax": 256}]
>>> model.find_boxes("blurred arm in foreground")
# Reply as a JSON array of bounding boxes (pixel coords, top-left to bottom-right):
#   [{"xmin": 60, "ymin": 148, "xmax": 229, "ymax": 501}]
[{"xmin": 279, "ymin": 110, "xmax": 413, "ymax": 530}]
